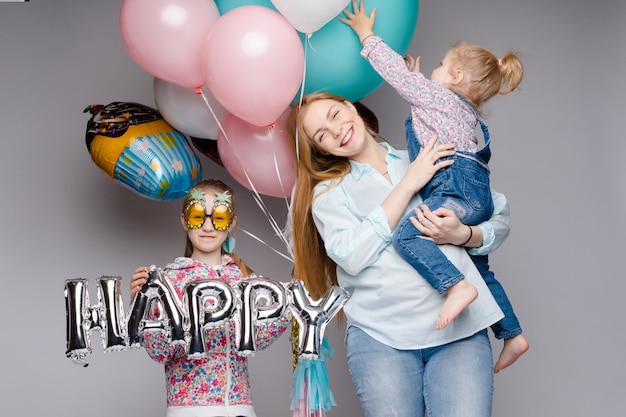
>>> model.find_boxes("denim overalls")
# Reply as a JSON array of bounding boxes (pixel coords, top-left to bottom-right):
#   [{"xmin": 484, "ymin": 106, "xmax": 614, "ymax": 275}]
[{"xmin": 393, "ymin": 103, "xmax": 521, "ymax": 339}]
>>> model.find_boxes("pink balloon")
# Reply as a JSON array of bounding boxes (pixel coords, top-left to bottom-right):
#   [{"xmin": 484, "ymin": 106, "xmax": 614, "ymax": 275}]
[
  {"xmin": 217, "ymin": 109, "xmax": 295, "ymax": 198},
  {"xmin": 120, "ymin": 0, "xmax": 220, "ymax": 89},
  {"xmin": 154, "ymin": 78, "xmax": 226, "ymax": 140},
  {"xmin": 203, "ymin": 6, "xmax": 304, "ymax": 127}
]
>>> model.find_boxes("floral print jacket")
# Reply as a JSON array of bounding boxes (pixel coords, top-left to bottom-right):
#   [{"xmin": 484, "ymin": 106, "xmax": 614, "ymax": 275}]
[{"xmin": 143, "ymin": 256, "xmax": 291, "ymax": 416}]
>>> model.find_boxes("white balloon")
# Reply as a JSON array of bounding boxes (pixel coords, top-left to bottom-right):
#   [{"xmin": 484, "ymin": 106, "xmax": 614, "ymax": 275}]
[
  {"xmin": 153, "ymin": 78, "xmax": 226, "ymax": 140},
  {"xmin": 270, "ymin": 0, "xmax": 350, "ymax": 34}
]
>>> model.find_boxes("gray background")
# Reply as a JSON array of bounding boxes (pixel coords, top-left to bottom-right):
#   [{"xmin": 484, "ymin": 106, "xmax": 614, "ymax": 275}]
[{"xmin": 1, "ymin": 0, "xmax": 624, "ymax": 416}]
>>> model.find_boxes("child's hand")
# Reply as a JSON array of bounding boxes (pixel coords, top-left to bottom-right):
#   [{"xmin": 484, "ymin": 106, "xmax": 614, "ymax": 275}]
[
  {"xmin": 404, "ymin": 54, "xmax": 421, "ymax": 72},
  {"xmin": 338, "ymin": 0, "xmax": 377, "ymax": 43},
  {"xmin": 129, "ymin": 266, "xmax": 149, "ymax": 299}
]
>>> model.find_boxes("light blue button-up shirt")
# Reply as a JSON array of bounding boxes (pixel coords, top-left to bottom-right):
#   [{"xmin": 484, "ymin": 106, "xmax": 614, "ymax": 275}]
[{"xmin": 311, "ymin": 144, "xmax": 505, "ymax": 349}]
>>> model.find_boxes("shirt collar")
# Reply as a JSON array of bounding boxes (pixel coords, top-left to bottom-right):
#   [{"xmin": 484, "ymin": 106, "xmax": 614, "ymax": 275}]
[{"xmin": 349, "ymin": 142, "xmax": 402, "ymax": 180}]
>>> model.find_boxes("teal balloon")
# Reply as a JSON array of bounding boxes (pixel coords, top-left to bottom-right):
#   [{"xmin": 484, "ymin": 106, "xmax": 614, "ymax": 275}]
[
  {"xmin": 301, "ymin": 0, "xmax": 419, "ymax": 102},
  {"xmin": 215, "ymin": 0, "xmax": 276, "ymax": 15}
]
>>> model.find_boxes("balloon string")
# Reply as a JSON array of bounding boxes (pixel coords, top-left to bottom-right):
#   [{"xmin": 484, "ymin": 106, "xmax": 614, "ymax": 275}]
[
  {"xmin": 226, "ymin": 130, "xmax": 293, "ymax": 259},
  {"xmin": 199, "ymin": 87, "xmax": 228, "ymax": 140},
  {"xmin": 239, "ymin": 139, "xmax": 291, "ymax": 257},
  {"xmin": 230, "ymin": 135, "xmax": 291, "ymax": 252},
  {"xmin": 267, "ymin": 126, "xmax": 292, "ymax": 213},
  {"xmin": 294, "ymin": 35, "xmax": 311, "ymax": 168},
  {"xmin": 199, "ymin": 89, "xmax": 293, "ymax": 260},
  {"xmin": 306, "ymin": 32, "xmax": 316, "ymax": 53},
  {"xmin": 285, "ymin": 36, "xmax": 310, "ymax": 262},
  {"xmin": 250, "ymin": 190, "xmax": 293, "ymax": 259},
  {"xmin": 239, "ymin": 228, "xmax": 293, "ymax": 262}
]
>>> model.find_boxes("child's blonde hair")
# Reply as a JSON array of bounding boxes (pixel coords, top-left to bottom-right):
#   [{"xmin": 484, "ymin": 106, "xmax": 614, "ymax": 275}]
[
  {"xmin": 182, "ymin": 179, "xmax": 253, "ymax": 276},
  {"xmin": 447, "ymin": 42, "xmax": 524, "ymax": 114}
]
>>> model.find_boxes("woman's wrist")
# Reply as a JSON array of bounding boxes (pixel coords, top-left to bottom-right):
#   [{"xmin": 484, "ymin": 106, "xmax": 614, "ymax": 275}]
[
  {"xmin": 460, "ymin": 225, "xmax": 473, "ymax": 246},
  {"xmin": 460, "ymin": 225, "xmax": 483, "ymax": 248}
]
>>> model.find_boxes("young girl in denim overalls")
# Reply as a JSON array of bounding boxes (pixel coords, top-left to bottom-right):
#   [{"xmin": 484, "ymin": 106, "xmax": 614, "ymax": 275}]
[{"xmin": 341, "ymin": 0, "xmax": 528, "ymax": 373}]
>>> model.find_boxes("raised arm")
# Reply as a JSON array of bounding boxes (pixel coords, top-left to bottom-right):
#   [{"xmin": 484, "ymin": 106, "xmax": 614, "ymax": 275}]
[{"xmin": 340, "ymin": 0, "xmax": 433, "ymax": 106}]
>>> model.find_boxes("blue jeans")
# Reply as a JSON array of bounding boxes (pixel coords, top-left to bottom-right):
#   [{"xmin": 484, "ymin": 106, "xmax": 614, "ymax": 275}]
[
  {"xmin": 472, "ymin": 255, "xmax": 522, "ymax": 339},
  {"xmin": 346, "ymin": 326, "xmax": 494, "ymax": 417},
  {"xmin": 396, "ymin": 117, "xmax": 522, "ymax": 339},
  {"xmin": 392, "ymin": 153, "xmax": 494, "ymax": 291},
  {"xmin": 396, "ymin": 116, "xmax": 493, "ymax": 293}
]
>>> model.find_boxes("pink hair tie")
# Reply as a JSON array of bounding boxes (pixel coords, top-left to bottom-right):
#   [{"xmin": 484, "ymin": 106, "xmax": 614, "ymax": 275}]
[{"xmin": 497, "ymin": 58, "xmax": 503, "ymax": 67}]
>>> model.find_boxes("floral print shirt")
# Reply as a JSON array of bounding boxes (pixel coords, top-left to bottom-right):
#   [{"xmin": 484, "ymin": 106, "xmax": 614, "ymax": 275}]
[
  {"xmin": 362, "ymin": 36, "xmax": 479, "ymax": 153},
  {"xmin": 143, "ymin": 256, "xmax": 291, "ymax": 416}
]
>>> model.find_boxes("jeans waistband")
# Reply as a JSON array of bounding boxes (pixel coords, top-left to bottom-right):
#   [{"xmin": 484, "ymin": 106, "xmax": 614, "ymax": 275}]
[{"xmin": 455, "ymin": 152, "xmax": 490, "ymax": 172}]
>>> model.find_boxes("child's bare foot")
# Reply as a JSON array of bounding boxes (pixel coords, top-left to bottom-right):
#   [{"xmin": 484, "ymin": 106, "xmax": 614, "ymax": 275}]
[
  {"xmin": 494, "ymin": 334, "xmax": 529, "ymax": 373},
  {"xmin": 436, "ymin": 279, "xmax": 478, "ymax": 330}
]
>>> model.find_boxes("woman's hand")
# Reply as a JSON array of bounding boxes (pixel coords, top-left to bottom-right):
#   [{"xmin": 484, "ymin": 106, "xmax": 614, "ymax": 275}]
[
  {"xmin": 410, "ymin": 205, "xmax": 483, "ymax": 247},
  {"xmin": 129, "ymin": 266, "xmax": 149, "ymax": 299},
  {"xmin": 383, "ymin": 135, "xmax": 454, "ymax": 231},
  {"xmin": 403, "ymin": 135, "xmax": 455, "ymax": 195}
]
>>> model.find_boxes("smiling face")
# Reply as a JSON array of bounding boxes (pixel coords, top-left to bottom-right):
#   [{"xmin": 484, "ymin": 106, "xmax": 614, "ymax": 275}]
[{"xmin": 300, "ymin": 98, "xmax": 370, "ymax": 160}]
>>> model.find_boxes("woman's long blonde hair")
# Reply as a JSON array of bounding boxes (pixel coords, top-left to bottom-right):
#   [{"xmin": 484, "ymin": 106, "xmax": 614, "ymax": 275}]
[
  {"xmin": 287, "ymin": 92, "xmax": 378, "ymax": 298},
  {"xmin": 182, "ymin": 179, "xmax": 253, "ymax": 276}
]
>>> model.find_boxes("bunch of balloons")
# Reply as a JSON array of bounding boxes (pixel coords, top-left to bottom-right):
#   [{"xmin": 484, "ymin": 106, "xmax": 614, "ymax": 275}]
[{"xmin": 116, "ymin": 0, "xmax": 418, "ymax": 198}]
